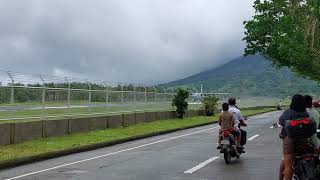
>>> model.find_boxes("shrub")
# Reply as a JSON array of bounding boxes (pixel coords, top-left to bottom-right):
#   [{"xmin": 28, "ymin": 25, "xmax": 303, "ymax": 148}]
[
  {"xmin": 202, "ymin": 95, "xmax": 219, "ymax": 116},
  {"xmin": 172, "ymin": 88, "xmax": 189, "ymax": 119}
]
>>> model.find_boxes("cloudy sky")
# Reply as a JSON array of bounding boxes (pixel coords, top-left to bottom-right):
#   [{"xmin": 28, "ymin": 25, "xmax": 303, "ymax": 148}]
[{"xmin": 0, "ymin": 0, "xmax": 255, "ymax": 84}]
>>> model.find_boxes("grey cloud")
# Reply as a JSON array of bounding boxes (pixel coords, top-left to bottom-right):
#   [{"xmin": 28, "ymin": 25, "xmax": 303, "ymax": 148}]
[{"xmin": 0, "ymin": 0, "xmax": 254, "ymax": 84}]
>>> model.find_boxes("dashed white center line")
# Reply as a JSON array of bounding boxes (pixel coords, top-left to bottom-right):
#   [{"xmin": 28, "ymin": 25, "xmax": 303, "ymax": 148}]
[
  {"xmin": 248, "ymin": 134, "xmax": 259, "ymax": 141},
  {"xmin": 184, "ymin": 156, "xmax": 220, "ymax": 174}
]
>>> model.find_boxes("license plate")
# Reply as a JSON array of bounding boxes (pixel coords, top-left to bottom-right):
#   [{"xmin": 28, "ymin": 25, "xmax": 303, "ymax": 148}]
[{"xmin": 221, "ymin": 140, "xmax": 229, "ymax": 145}]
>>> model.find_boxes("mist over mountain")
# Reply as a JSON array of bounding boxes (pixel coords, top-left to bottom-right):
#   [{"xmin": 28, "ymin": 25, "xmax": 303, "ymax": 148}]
[{"xmin": 165, "ymin": 54, "xmax": 319, "ymax": 97}]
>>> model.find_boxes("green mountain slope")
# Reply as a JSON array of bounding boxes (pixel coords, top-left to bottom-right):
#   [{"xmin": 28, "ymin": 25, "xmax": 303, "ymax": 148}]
[{"xmin": 166, "ymin": 55, "xmax": 320, "ymax": 97}]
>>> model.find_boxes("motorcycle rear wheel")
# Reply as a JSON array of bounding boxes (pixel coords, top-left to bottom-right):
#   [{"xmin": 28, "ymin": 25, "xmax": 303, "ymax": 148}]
[{"xmin": 224, "ymin": 152, "xmax": 231, "ymax": 164}]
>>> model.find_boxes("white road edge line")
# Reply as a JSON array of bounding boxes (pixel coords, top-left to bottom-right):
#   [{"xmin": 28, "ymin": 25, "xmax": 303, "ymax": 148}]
[
  {"xmin": 5, "ymin": 126, "xmax": 219, "ymax": 180},
  {"xmin": 248, "ymin": 134, "xmax": 259, "ymax": 141},
  {"xmin": 249, "ymin": 111, "xmax": 278, "ymax": 120},
  {"xmin": 250, "ymin": 116, "xmax": 265, "ymax": 119},
  {"xmin": 184, "ymin": 156, "xmax": 219, "ymax": 174}
]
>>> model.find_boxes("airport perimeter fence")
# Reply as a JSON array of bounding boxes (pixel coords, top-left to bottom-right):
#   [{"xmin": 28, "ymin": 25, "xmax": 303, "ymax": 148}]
[
  {"xmin": 0, "ymin": 70, "xmax": 183, "ymax": 121},
  {"xmin": 0, "ymin": 70, "xmax": 284, "ymax": 121}
]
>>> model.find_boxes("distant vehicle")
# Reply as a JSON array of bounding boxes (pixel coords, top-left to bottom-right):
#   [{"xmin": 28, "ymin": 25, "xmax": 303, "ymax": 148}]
[
  {"xmin": 276, "ymin": 105, "xmax": 282, "ymax": 111},
  {"xmin": 313, "ymin": 100, "xmax": 320, "ymax": 108}
]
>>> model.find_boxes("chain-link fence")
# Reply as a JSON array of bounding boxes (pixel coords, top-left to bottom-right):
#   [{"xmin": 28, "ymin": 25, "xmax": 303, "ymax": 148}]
[
  {"xmin": 0, "ymin": 70, "xmax": 288, "ymax": 122},
  {"xmin": 0, "ymin": 71, "xmax": 190, "ymax": 121}
]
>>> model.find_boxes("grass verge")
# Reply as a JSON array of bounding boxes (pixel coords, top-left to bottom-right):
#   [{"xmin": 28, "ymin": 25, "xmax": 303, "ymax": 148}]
[{"xmin": 0, "ymin": 107, "xmax": 274, "ymax": 168}]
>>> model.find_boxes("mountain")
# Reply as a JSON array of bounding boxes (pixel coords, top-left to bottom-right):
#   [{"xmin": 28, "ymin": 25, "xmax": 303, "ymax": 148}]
[{"xmin": 165, "ymin": 54, "xmax": 320, "ymax": 97}]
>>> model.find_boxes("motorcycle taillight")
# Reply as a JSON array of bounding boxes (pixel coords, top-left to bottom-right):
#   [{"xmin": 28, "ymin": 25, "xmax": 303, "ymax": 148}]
[{"xmin": 304, "ymin": 156, "xmax": 312, "ymax": 161}]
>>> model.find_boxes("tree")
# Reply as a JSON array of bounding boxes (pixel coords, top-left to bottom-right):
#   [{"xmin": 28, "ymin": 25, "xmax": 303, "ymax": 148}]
[
  {"xmin": 172, "ymin": 88, "xmax": 189, "ymax": 119},
  {"xmin": 243, "ymin": 0, "xmax": 320, "ymax": 81},
  {"xmin": 202, "ymin": 95, "xmax": 219, "ymax": 116}
]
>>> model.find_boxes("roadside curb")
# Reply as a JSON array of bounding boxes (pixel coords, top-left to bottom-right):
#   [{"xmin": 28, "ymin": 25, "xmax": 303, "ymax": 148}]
[{"xmin": 0, "ymin": 109, "xmax": 275, "ymax": 170}]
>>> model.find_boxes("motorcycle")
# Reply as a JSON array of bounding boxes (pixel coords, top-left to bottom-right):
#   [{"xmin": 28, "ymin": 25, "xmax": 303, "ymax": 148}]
[
  {"xmin": 219, "ymin": 117, "xmax": 247, "ymax": 164},
  {"xmin": 220, "ymin": 129, "xmax": 243, "ymax": 164},
  {"xmin": 276, "ymin": 105, "xmax": 282, "ymax": 111},
  {"xmin": 293, "ymin": 144, "xmax": 320, "ymax": 179},
  {"xmin": 293, "ymin": 130, "xmax": 320, "ymax": 180}
]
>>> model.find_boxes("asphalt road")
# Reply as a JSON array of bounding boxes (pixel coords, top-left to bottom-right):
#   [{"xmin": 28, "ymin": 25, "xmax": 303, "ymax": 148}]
[{"xmin": 0, "ymin": 111, "xmax": 283, "ymax": 180}]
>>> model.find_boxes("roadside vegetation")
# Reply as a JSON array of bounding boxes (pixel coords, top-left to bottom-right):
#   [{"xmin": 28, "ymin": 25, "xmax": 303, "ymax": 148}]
[
  {"xmin": 171, "ymin": 88, "xmax": 189, "ymax": 119},
  {"xmin": 0, "ymin": 107, "xmax": 274, "ymax": 162},
  {"xmin": 202, "ymin": 95, "xmax": 219, "ymax": 116}
]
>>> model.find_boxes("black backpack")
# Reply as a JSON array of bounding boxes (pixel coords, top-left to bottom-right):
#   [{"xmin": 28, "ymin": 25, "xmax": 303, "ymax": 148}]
[{"xmin": 285, "ymin": 117, "xmax": 317, "ymax": 139}]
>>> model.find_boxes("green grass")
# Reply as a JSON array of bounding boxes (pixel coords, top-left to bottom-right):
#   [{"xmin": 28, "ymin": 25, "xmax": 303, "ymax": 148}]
[
  {"xmin": 0, "ymin": 102, "xmax": 203, "ymax": 122},
  {"xmin": 0, "ymin": 107, "xmax": 273, "ymax": 162},
  {"xmin": 0, "ymin": 98, "xmax": 279, "ymax": 121},
  {"xmin": 0, "ymin": 103, "xmax": 202, "ymax": 123}
]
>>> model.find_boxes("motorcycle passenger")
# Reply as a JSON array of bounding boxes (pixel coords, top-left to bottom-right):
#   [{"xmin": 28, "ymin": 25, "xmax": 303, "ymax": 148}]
[
  {"xmin": 227, "ymin": 98, "xmax": 243, "ymax": 149},
  {"xmin": 217, "ymin": 103, "xmax": 235, "ymax": 149},
  {"xmin": 278, "ymin": 94, "xmax": 310, "ymax": 180},
  {"xmin": 305, "ymin": 95, "xmax": 320, "ymax": 148}
]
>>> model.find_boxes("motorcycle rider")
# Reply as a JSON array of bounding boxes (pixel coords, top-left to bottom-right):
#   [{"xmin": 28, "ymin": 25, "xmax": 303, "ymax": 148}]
[
  {"xmin": 277, "ymin": 99, "xmax": 282, "ymax": 110},
  {"xmin": 278, "ymin": 95, "xmax": 320, "ymax": 180},
  {"xmin": 217, "ymin": 103, "xmax": 236, "ymax": 149},
  {"xmin": 278, "ymin": 94, "xmax": 311, "ymax": 180},
  {"xmin": 227, "ymin": 98, "xmax": 246, "ymax": 150},
  {"xmin": 305, "ymin": 95, "xmax": 320, "ymax": 148}
]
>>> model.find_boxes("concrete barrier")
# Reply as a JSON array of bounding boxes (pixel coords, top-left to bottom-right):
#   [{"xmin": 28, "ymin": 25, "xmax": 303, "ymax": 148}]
[
  {"xmin": 1, "ymin": 110, "xmax": 205, "ymax": 145},
  {"xmin": 0, "ymin": 124, "xmax": 10, "ymax": 145},
  {"xmin": 194, "ymin": 110, "xmax": 199, "ymax": 117},
  {"xmin": 69, "ymin": 118, "xmax": 90, "ymax": 133},
  {"xmin": 184, "ymin": 111, "xmax": 190, "ymax": 118},
  {"xmin": 11, "ymin": 121, "xmax": 43, "ymax": 144},
  {"xmin": 107, "ymin": 115, "xmax": 123, "ymax": 128},
  {"xmin": 156, "ymin": 111, "xmax": 170, "ymax": 120},
  {"xmin": 122, "ymin": 114, "xmax": 136, "ymax": 127},
  {"xmin": 135, "ymin": 112, "xmax": 146, "ymax": 124},
  {"xmin": 198, "ymin": 110, "xmax": 205, "ymax": 116},
  {"xmin": 90, "ymin": 116, "xmax": 108, "ymax": 130},
  {"xmin": 169, "ymin": 111, "xmax": 176, "ymax": 119},
  {"xmin": 187, "ymin": 110, "xmax": 197, "ymax": 117},
  {"xmin": 146, "ymin": 112, "xmax": 156, "ymax": 122},
  {"xmin": 186, "ymin": 110, "xmax": 193, "ymax": 117},
  {"xmin": 43, "ymin": 119, "xmax": 69, "ymax": 137}
]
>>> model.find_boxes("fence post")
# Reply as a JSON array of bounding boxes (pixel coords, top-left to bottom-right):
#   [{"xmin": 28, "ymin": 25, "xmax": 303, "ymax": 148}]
[
  {"xmin": 88, "ymin": 81, "xmax": 92, "ymax": 113},
  {"xmin": 39, "ymin": 75, "xmax": 47, "ymax": 119},
  {"xmin": 104, "ymin": 82, "xmax": 109, "ymax": 113},
  {"xmin": 7, "ymin": 72, "xmax": 14, "ymax": 104},
  {"xmin": 104, "ymin": 82, "xmax": 109, "ymax": 103},
  {"xmin": 161, "ymin": 87, "xmax": 166, "ymax": 102},
  {"xmin": 144, "ymin": 86, "xmax": 147, "ymax": 102},
  {"xmin": 7, "ymin": 71, "xmax": 14, "ymax": 119},
  {"xmin": 65, "ymin": 77, "xmax": 71, "ymax": 115},
  {"xmin": 133, "ymin": 85, "xmax": 136, "ymax": 103},
  {"xmin": 168, "ymin": 88, "xmax": 175, "ymax": 110},
  {"xmin": 153, "ymin": 87, "xmax": 157, "ymax": 102},
  {"xmin": 121, "ymin": 84, "xmax": 124, "ymax": 103}
]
